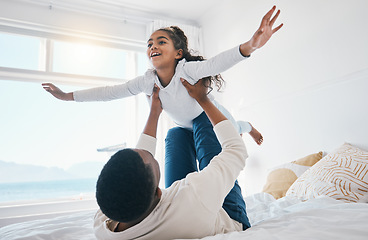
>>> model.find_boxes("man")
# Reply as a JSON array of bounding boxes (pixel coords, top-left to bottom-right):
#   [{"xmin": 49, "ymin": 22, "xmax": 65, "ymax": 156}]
[{"xmin": 94, "ymin": 78, "xmax": 249, "ymax": 239}]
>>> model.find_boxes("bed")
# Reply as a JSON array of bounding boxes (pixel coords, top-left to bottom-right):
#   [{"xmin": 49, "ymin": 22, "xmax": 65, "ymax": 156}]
[{"xmin": 1, "ymin": 142, "xmax": 368, "ymax": 240}]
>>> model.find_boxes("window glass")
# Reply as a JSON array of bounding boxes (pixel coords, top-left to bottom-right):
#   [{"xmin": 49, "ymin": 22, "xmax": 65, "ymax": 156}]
[
  {"xmin": 0, "ymin": 80, "xmax": 145, "ymax": 202},
  {"xmin": 0, "ymin": 31, "xmax": 152, "ymax": 203},
  {"xmin": 137, "ymin": 51, "xmax": 149, "ymax": 75},
  {"xmin": 52, "ymin": 41, "xmax": 129, "ymax": 79},
  {"xmin": 136, "ymin": 52, "xmax": 150, "ymax": 129},
  {"xmin": 0, "ymin": 32, "xmax": 41, "ymax": 70}
]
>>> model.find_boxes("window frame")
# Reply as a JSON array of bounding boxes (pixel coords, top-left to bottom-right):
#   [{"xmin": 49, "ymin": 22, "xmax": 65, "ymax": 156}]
[{"xmin": 0, "ymin": 17, "xmax": 147, "ymax": 87}]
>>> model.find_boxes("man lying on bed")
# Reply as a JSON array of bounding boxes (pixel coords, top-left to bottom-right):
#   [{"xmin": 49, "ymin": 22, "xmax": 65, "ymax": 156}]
[{"xmin": 93, "ymin": 78, "xmax": 250, "ymax": 240}]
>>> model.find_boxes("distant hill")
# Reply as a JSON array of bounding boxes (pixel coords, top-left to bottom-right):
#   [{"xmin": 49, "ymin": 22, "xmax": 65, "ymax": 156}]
[
  {"xmin": 67, "ymin": 161, "xmax": 105, "ymax": 179},
  {"xmin": 0, "ymin": 160, "xmax": 104, "ymax": 183}
]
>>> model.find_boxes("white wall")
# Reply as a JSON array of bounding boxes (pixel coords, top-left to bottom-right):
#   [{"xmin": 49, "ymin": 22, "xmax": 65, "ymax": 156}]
[{"xmin": 199, "ymin": 0, "xmax": 368, "ymax": 195}]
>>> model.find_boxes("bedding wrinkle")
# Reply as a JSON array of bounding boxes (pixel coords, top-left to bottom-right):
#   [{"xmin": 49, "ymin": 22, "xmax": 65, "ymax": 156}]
[{"xmin": 1, "ymin": 194, "xmax": 368, "ymax": 240}]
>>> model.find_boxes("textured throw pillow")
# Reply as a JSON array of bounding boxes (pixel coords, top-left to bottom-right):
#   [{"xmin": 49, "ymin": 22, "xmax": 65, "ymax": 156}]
[
  {"xmin": 286, "ymin": 143, "xmax": 368, "ymax": 203},
  {"xmin": 262, "ymin": 152, "xmax": 323, "ymax": 199}
]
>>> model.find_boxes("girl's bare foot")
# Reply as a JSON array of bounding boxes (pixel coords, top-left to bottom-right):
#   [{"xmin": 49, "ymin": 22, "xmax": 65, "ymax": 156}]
[{"xmin": 248, "ymin": 123, "xmax": 263, "ymax": 145}]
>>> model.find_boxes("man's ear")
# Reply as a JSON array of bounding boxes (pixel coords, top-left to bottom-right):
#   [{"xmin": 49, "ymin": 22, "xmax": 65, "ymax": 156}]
[
  {"xmin": 156, "ymin": 187, "xmax": 162, "ymax": 198},
  {"xmin": 175, "ymin": 49, "xmax": 183, "ymax": 59}
]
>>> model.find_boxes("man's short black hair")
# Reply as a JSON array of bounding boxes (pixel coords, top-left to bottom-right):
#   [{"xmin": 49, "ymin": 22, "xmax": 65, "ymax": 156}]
[{"xmin": 96, "ymin": 148, "xmax": 156, "ymax": 222}]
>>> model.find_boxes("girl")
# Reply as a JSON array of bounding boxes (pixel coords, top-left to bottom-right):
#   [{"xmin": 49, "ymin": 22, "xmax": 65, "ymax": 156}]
[{"xmin": 42, "ymin": 6, "xmax": 282, "ymax": 144}]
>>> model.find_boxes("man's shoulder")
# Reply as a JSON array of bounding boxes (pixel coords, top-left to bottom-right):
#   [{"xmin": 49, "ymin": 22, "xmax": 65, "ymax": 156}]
[{"xmin": 163, "ymin": 178, "xmax": 197, "ymax": 201}]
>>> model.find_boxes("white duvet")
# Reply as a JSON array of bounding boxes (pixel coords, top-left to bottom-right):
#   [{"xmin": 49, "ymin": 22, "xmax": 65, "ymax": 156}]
[{"xmin": 0, "ymin": 193, "xmax": 367, "ymax": 240}]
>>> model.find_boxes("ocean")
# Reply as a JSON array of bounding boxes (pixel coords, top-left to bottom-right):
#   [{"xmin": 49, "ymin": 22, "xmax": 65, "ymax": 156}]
[{"xmin": 0, "ymin": 178, "xmax": 97, "ymax": 203}]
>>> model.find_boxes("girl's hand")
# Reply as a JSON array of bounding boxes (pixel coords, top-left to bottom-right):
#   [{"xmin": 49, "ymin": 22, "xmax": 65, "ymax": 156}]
[
  {"xmin": 42, "ymin": 83, "xmax": 74, "ymax": 101},
  {"xmin": 240, "ymin": 6, "xmax": 283, "ymax": 56}
]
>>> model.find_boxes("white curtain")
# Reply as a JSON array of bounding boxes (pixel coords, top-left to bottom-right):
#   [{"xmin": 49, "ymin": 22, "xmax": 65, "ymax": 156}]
[{"xmin": 146, "ymin": 20, "xmax": 204, "ymax": 56}]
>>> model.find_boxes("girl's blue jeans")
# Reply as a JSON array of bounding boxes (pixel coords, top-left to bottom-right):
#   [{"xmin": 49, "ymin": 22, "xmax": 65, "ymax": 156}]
[{"xmin": 164, "ymin": 112, "xmax": 251, "ymax": 230}]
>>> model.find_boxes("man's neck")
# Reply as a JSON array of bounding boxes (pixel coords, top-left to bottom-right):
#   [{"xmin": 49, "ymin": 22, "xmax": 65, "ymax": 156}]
[{"xmin": 115, "ymin": 190, "xmax": 161, "ymax": 232}]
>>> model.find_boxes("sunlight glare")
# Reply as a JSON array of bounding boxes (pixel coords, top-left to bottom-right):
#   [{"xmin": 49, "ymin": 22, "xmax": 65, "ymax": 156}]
[{"xmin": 67, "ymin": 42, "xmax": 101, "ymax": 73}]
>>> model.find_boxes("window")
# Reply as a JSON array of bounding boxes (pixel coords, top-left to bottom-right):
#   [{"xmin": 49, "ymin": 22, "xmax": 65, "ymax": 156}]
[
  {"xmin": 52, "ymin": 41, "xmax": 131, "ymax": 79},
  {"xmin": 0, "ymin": 29, "xmax": 155, "ymax": 203},
  {"xmin": 0, "ymin": 80, "xmax": 149, "ymax": 202},
  {"xmin": 0, "ymin": 32, "xmax": 42, "ymax": 70}
]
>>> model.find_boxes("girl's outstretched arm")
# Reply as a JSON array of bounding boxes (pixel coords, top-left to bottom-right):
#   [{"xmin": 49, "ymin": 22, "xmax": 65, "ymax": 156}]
[
  {"xmin": 42, "ymin": 83, "xmax": 74, "ymax": 101},
  {"xmin": 240, "ymin": 5, "xmax": 283, "ymax": 57},
  {"xmin": 182, "ymin": 6, "xmax": 282, "ymax": 84},
  {"xmin": 42, "ymin": 74, "xmax": 150, "ymax": 102}
]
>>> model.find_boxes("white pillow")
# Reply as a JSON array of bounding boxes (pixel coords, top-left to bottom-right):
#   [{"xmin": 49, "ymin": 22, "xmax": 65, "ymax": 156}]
[
  {"xmin": 262, "ymin": 152, "xmax": 323, "ymax": 199},
  {"xmin": 286, "ymin": 143, "xmax": 368, "ymax": 203}
]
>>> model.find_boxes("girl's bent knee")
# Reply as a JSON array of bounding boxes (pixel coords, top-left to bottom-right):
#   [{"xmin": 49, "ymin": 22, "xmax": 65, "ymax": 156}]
[{"xmin": 165, "ymin": 127, "xmax": 191, "ymax": 142}]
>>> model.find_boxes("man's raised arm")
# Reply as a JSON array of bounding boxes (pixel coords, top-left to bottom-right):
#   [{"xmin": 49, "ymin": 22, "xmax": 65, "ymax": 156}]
[
  {"xmin": 143, "ymin": 85, "xmax": 162, "ymax": 138},
  {"xmin": 135, "ymin": 85, "xmax": 162, "ymax": 156},
  {"xmin": 181, "ymin": 77, "xmax": 248, "ymax": 214}
]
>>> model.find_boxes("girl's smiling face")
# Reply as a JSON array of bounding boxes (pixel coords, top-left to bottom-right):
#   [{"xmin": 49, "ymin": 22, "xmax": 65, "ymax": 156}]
[{"xmin": 147, "ymin": 30, "xmax": 183, "ymax": 70}]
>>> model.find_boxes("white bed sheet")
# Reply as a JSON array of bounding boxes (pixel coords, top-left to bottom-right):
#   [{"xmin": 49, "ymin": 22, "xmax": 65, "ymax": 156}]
[{"xmin": 0, "ymin": 193, "xmax": 367, "ymax": 240}]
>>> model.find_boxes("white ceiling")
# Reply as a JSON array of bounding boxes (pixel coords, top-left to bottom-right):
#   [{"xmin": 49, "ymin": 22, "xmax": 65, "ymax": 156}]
[
  {"xmin": 28, "ymin": 0, "xmax": 225, "ymax": 26},
  {"xmin": 95, "ymin": 0, "xmax": 225, "ymax": 24}
]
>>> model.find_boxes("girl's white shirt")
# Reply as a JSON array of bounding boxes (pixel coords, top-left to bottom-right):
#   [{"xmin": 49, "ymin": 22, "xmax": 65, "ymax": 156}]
[{"xmin": 74, "ymin": 46, "xmax": 247, "ymax": 129}]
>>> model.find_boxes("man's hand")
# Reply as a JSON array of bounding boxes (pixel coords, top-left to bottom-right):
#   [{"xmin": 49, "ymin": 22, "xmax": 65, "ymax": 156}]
[
  {"xmin": 143, "ymin": 84, "xmax": 162, "ymax": 138},
  {"xmin": 148, "ymin": 84, "xmax": 163, "ymax": 116},
  {"xmin": 180, "ymin": 78, "xmax": 210, "ymax": 105},
  {"xmin": 181, "ymin": 78, "xmax": 226, "ymax": 126}
]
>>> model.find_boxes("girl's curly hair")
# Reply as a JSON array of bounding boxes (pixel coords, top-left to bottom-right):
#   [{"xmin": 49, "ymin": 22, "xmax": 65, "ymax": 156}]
[{"xmin": 157, "ymin": 26, "xmax": 225, "ymax": 92}]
